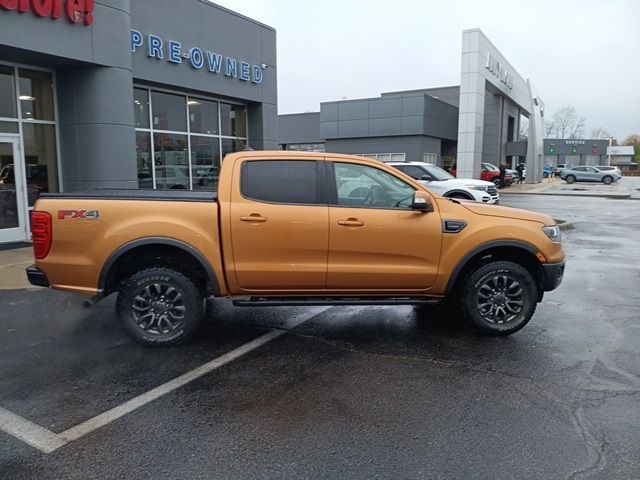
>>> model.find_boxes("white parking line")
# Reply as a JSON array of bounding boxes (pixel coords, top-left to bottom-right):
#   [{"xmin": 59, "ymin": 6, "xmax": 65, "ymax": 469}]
[
  {"xmin": 0, "ymin": 407, "xmax": 66, "ymax": 453},
  {"xmin": 1, "ymin": 306, "xmax": 329, "ymax": 453}
]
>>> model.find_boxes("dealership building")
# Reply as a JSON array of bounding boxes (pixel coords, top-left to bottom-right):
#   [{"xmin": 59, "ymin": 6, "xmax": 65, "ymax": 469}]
[
  {"xmin": 1, "ymin": 7, "xmax": 550, "ymax": 245},
  {"xmin": 280, "ymin": 29, "xmax": 546, "ymax": 185},
  {"xmin": 0, "ymin": 0, "xmax": 277, "ymax": 243}
]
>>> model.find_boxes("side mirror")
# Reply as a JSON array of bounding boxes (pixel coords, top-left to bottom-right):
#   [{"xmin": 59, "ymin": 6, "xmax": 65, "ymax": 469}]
[
  {"xmin": 412, "ymin": 192, "xmax": 434, "ymax": 212},
  {"xmin": 420, "ymin": 175, "xmax": 432, "ymax": 181}
]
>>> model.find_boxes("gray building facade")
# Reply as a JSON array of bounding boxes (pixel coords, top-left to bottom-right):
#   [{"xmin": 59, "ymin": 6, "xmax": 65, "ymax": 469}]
[
  {"xmin": 0, "ymin": 0, "xmax": 277, "ymax": 243},
  {"xmin": 279, "ymin": 29, "xmax": 545, "ymax": 183},
  {"xmin": 279, "ymin": 88, "xmax": 459, "ymax": 165},
  {"xmin": 506, "ymin": 139, "xmax": 610, "ymax": 166}
]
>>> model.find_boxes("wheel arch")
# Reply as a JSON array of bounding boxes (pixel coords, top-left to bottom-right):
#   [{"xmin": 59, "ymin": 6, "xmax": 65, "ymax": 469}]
[
  {"xmin": 446, "ymin": 241, "xmax": 544, "ymax": 297},
  {"xmin": 443, "ymin": 189, "xmax": 475, "ymax": 201},
  {"xmin": 98, "ymin": 237, "xmax": 220, "ymax": 297}
]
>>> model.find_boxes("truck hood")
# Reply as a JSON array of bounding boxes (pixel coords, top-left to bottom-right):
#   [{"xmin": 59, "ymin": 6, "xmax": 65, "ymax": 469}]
[{"xmin": 460, "ymin": 201, "xmax": 554, "ymax": 225}]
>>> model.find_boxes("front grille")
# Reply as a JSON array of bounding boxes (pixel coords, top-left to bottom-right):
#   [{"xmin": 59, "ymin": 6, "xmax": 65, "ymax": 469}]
[{"xmin": 487, "ymin": 186, "xmax": 497, "ymax": 195}]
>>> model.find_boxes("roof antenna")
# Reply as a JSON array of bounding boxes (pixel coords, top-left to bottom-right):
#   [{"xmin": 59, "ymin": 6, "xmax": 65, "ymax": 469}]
[{"xmin": 235, "ymin": 132, "xmax": 253, "ymax": 151}]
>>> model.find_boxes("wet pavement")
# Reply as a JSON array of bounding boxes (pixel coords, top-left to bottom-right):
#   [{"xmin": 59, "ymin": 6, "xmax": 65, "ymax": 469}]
[{"xmin": 1, "ymin": 195, "xmax": 639, "ymax": 479}]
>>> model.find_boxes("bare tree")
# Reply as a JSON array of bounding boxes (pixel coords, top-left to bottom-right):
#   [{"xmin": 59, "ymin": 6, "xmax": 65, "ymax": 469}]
[
  {"xmin": 544, "ymin": 121, "xmax": 556, "ymax": 138},
  {"xmin": 551, "ymin": 105, "xmax": 586, "ymax": 139},
  {"xmin": 591, "ymin": 127, "xmax": 612, "ymax": 139}
]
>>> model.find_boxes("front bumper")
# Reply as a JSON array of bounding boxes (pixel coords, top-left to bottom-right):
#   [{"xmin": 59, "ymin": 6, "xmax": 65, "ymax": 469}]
[
  {"xmin": 540, "ymin": 260, "xmax": 565, "ymax": 292},
  {"xmin": 26, "ymin": 265, "xmax": 50, "ymax": 288}
]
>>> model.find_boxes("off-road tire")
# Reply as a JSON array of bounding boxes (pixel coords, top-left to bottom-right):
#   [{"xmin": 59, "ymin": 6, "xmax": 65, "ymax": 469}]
[
  {"xmin": 456, "ymin": 260, "xmax": 538, "ymax": 336},
  {"xmin": 565, "ymin": 175, "xmax": 576, "ymax": 184},
  {"xmin": 602, "ymin": 175, "xmax": 613, "ymax": 185},
  {"xmin": 116, "ymin": 267, "xmax": 204, "ymax": 347}
]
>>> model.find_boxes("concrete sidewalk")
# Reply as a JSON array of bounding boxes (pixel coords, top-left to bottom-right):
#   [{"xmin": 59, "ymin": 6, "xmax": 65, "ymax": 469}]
[
  {"xmin": 0, "ymin": 247, "xmax": 35, "ymax": 290},
  {"xmin": 501, "ymin": 176, "xmax": 640, "ymax": 199}
]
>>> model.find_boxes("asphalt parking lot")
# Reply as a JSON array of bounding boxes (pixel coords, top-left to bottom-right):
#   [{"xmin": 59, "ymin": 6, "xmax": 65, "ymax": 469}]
[{"xmin": 1, "ymin": 195, "xmax": 639, "ymax": 479}]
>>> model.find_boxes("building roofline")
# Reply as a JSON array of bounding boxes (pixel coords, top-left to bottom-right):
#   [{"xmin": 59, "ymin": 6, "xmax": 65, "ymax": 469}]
[
  {"xmin": 382, "ymin": 85, "xmax": 460, "ymax": 96},
  {"xmin": 198, "ymin": 1, "xmax": 276, "ymax": 32}
]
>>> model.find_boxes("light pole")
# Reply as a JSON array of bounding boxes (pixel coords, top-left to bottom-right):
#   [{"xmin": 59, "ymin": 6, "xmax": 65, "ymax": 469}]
[{"xmin": 606, "ymin": 137, "xmax": 616, "ymax": 166}]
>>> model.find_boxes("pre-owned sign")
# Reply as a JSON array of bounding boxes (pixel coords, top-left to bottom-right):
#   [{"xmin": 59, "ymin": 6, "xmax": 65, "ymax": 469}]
[{"xmin": 0, "ymin": 0, "xmax": 95, "ymax": 26}]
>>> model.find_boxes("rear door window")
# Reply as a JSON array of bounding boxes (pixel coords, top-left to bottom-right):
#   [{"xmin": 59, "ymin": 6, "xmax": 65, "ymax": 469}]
[{"xmin": 241, "ymin": 160, "xmax": 322, "ymax": 205}]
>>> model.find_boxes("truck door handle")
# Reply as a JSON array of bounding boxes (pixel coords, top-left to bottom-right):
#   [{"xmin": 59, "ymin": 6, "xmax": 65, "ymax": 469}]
[
  {"xmin": 337, "ymin": 218, "xmax": 364, "ymax": 227},
  {"xmin": 240, "ymin": 214, "xmax": 267, "ymax": 223}
]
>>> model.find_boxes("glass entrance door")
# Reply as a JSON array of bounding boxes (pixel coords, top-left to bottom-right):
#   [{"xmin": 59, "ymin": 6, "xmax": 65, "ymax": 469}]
[{"xmin": 0, "ymin": 137, "xmax": 28, "ymax": 243}]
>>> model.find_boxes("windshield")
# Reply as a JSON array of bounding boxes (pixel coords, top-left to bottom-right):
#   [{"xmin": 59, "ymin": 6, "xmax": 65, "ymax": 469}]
[{"xmin": 423, "ymin": 165, "xmax": 455, "ymax": 181}]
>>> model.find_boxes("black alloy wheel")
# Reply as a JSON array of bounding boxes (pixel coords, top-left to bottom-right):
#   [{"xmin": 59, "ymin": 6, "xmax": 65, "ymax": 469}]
[
  {"xmin": 565, "ymin": 175, "xmax": 576, "ymax": 184},
  {"xmin": 602, "ymin": 176, "xmax": 613, "ymax": 185},
  {"xmin": 457, "ymin": 260, "xmax": 538, "ymax": 336},
  {"xmin": 117, "ymin": 267, "xmax": 204, "ymax": 347}
]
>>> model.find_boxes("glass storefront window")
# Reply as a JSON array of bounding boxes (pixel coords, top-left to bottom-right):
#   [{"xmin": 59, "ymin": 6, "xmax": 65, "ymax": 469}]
[
  {"xmin": 220, "ymin": 103, "xmax": 247, "ymax": 137},
  {"xmin": 134, "ymin": 88, "xmax": 249, "ymax": 191},
  {"xmin": 153, "ymin": 133, "xmax": 189, "ymax": 189},
  {"xmin": 22, "ymin": 123, "xmax": 58, "ymax": 206},
  {"xmin": 136, "ymin": 131, "xmax": 153, "ymax": 189},
  {"xmin": 190, "ymin": 136, "xmax": 220, "ymax": 191},
  {"xmin": 0, "ymin": 65, "xmax": 17, "ymax": 119},
  {"xmin": 0, "ymin": 121, "xmax": 18, "ymax": 134},
  {"xmin": 221, "ymin": 138, "xmax": 239, "ymax": 160},
  {"xmin": 189, "ymin": 98, "xmax": 219, "ymax": 135},
  {"xmin": 151, "ymin": 91, "xmax": 186, "ymax": 132},
  {"xmin": 0, "ymin": 141, "xmax": 18, "ymax": 229},
  {"xmin": 18, "ymin": 69, "xmax": 54, "ymax": 121},
  {"xmin": 133, "ymin": 88, "xmax": 150, "ymax": 129}
]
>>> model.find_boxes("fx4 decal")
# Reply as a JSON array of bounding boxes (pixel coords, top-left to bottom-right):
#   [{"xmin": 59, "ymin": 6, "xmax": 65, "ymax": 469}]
[{"xmin": 58, "ymin": 209, "xmax": 100, "ymax": 220}]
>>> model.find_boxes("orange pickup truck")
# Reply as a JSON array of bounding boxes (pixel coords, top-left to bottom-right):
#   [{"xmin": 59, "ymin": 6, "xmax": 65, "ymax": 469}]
[{"xmin": 27, "ymin": 151, "xmax": 565, "ymax": 346}]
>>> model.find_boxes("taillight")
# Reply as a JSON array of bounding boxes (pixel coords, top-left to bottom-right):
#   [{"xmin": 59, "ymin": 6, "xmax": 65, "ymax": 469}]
[{"xmin": 31, "ymin": 211, "xmax": 52, "ymax": 259}]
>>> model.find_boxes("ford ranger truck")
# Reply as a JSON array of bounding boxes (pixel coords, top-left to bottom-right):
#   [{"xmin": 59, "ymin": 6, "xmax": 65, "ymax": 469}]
[{"xmin": 27, "ymin": 151, "xmax": 565, "ymax": 346}]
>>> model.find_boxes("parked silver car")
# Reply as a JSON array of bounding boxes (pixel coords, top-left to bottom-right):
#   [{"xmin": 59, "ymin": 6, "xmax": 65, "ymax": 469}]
[{"xmin": 560, "ymin": 166, "xmax": 622, "ymax": 185}]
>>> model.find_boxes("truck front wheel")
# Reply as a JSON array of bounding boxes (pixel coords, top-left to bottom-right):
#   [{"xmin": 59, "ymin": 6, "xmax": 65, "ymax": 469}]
[
  {"xmin": 457, "ymin": 261, "xmax": 538, "ymax": 336},
  {"xmin": 116, "ymin": 267, "xmax": 204, "ymax": 347}
]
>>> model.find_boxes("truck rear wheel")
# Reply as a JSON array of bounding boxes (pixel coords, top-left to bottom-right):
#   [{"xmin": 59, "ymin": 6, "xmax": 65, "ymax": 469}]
[
  {"xmin": 457, "ymin": 260, "xmax": 538, "ymax": 336},
  {"xmin": 116, "ymin": 267, "xmax": 204, "ymax": 347}
]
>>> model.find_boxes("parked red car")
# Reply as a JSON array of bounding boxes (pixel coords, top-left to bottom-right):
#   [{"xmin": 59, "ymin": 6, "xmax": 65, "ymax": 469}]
[{"xmin": 450, "ymin": 162, "xmax": 513, "ymax": 187}]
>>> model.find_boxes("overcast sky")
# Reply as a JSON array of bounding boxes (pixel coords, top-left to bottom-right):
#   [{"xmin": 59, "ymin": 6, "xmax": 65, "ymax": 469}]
[{"xmin": 214, "ymin": 0, "xmax": 639, "ymax": 141}]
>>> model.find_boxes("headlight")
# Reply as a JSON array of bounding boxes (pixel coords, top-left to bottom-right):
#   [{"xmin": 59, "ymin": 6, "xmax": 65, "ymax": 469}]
[
  {"xmin": 542, "ymin": 225, "xmax": 561, "ymax": 243},
  {"xmin": 465, "ymin": 185, "xmax": 488, "ymax": 191}
]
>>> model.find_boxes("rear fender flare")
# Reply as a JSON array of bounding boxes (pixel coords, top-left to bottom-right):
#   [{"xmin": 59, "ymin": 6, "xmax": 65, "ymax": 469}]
[{"xmin": 98, "ymin": 237, "xmax": 220, "ymax": 297}]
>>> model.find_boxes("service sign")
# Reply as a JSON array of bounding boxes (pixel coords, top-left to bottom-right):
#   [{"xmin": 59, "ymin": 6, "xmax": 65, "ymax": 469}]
[
  {"xmin": 0, "ymin": 0, "xmax": 95, "ymax": 26},
  {"xmin": 131, "ymin": 30, "xmax": 264, "ymax": 85}
]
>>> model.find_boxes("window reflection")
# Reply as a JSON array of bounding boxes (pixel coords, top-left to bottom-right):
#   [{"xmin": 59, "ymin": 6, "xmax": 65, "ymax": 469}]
[
  {"xmin": 190, "ymin": 136, "xmax": 220, "ymax": 191},
  {"xmin": 136, "ymin": 131, "xmax": 153, "ymax": 189},
  {"xmin": 220, "ymin": 103, "xmax": 247, "ymax": 137},
  {"xmin": 22, "ymin": 123, "xmax": 58, "ymax": 206},
  {"xmin": 153, "ymin": 133, "xmax": 189, "ymax": 189},
  {"xmin": 19, "ymin": 69, "xmax": 54, "ymax": 121},
  {"xmin": 0, "ymin": 65, "xmax": 17, "ymax": 119},
  {"xmin": 189, "ymin": 98, "xmax": 219, "ymax": 135},
  {"xmin": 151, "ymin": 91, "xmax": 187, "ymax": 132},
  {"xmin": 221, "ymin": 138, "xmax": 239, "ymax": 160},
  {"xmin": 133, "ymin": 88, "xmax": 150, "ymax": 129}
]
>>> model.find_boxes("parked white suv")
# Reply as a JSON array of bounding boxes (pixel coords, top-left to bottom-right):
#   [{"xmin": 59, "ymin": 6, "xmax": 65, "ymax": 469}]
[{"xmin": 387, "ymin": 161, "xmax": 499, "ymax": 203}]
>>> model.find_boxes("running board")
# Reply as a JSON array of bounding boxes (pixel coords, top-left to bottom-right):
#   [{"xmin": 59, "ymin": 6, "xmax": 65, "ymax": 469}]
[{"xmin": 232, "ymin": 297, "xmax": 442, "ymax": 307}]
